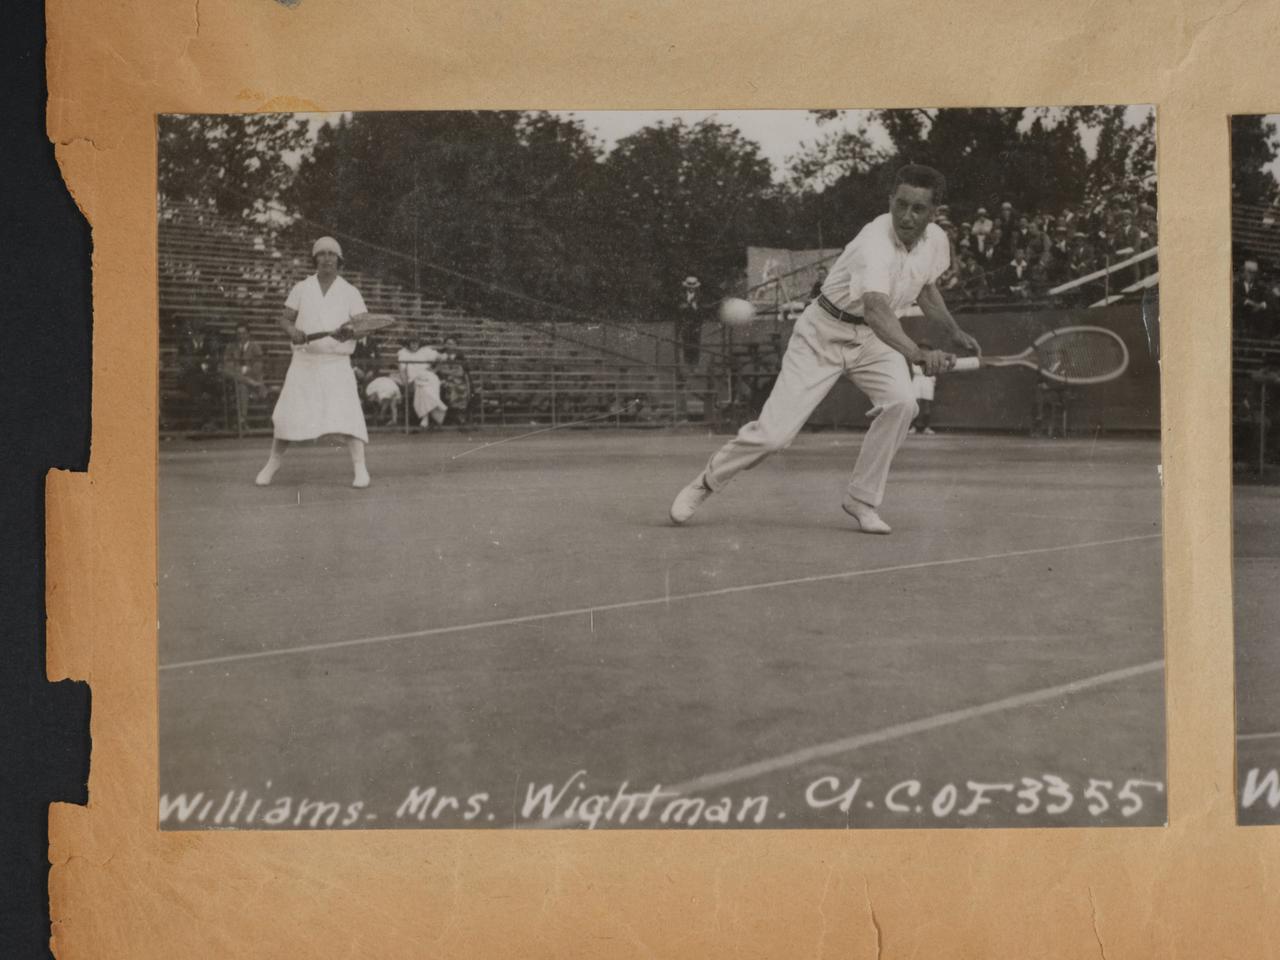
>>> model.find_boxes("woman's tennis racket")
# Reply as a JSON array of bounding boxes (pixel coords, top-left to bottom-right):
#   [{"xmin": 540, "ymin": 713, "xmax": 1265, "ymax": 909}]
[
  {"xmin": 950, "ymin": 326, "xmax": 1130, "ymax": 385},
  {"xmin": 303, "ymin": 314, "xmax": 396, "ymax": 343}
]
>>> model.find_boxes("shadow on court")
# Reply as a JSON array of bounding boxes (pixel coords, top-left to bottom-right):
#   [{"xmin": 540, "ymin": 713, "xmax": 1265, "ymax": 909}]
[{"xmin": 158, "ymin": 430, "xmax": 1165, "ymax": 829}]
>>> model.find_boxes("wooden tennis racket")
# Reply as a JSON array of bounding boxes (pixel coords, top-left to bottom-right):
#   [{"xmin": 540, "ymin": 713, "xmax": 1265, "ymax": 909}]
[
  {"xmin": 303, "ymin": 314, "xmax": 396, "ymax": 343},
  {"xmin": 950, "ymin": 326, "xmax": 1130, "ymax": 385}
]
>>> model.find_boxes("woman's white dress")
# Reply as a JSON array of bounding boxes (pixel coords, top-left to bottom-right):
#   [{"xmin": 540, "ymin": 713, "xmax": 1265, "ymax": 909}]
[{"xmin": 272, "ymin": 274, "xmax": 370, "ymax": 442}]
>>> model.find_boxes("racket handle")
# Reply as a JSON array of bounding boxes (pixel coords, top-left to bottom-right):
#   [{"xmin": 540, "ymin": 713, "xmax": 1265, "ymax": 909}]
[{"xmin": 951, "ymin": 356, "xmax": 981, "ymax": 372}]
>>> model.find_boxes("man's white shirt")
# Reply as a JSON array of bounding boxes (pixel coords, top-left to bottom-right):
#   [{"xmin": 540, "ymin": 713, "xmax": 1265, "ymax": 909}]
[{"xmin": 820, "ymin": 213, "xmax": 950, "ymax": 317}]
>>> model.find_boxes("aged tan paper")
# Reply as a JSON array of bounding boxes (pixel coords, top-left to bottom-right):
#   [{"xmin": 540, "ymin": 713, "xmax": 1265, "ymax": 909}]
[{"xmin": 42, "ymin": 0, "xmax": 1274, "ymax": 955}]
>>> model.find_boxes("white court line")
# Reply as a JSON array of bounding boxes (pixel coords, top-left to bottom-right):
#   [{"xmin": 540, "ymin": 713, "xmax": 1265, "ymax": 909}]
[
  {"xmin": 161, "ymin": 533, "xmax": 1160, "ymax": 672},
  {"xmin": 525, "ymin": 659, "xmax": 1165, "ymax": 828},
  {"xmin": 1238, "ymin": 731, "xmax": 1280, "ymax": 742}
]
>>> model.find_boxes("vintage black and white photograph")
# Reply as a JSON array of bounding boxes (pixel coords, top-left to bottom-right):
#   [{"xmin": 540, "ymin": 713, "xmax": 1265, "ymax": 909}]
[
  {"xmin": 1231, "ymin": 113, "xmax": 1280, "ymax": 825},
  {"xmin": 158, "ymin": 107, "xmax": 1163, "ymax": 829}
]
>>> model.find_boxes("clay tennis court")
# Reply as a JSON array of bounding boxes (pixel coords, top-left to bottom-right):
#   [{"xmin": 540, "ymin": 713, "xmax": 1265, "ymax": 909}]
[
  {"xmin": 158, "ymin": 429, "xmax": 1165, "ymax": 829},
  {"xmin": 1234, "ymin": 484, "xmax": 1280, "ymax": 825}
]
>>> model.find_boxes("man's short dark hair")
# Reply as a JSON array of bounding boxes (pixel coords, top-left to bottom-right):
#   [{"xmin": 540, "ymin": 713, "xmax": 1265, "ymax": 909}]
[{"xmin": 892, "ymin": 164, "xmax": 946, "ymax": 204}]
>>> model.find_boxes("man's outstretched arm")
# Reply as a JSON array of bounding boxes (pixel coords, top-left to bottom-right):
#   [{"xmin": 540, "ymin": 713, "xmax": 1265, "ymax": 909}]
[
  {"xmin": 861, "ymin": 292, "xmax": 953, "ymax": 375},
  {"xmin": 917, "ymin": 283, "xmax": 981, "ymax": 356}
]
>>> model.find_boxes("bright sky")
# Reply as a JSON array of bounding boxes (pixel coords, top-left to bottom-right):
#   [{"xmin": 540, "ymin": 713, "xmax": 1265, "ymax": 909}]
[{"xmin": 562, "ymin": 106, "xmax": 1155, "ymax": 181}]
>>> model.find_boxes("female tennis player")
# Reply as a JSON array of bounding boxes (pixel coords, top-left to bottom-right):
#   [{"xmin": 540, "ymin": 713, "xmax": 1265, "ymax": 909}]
[{"xmin": 255, "ymin": 237, "xmax": 373, "ymax": 488}]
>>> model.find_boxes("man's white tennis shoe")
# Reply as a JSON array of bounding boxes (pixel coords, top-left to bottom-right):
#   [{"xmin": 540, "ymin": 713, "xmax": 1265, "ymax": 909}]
[
  {"xmin": 841, "ymin": 495, "xmax": 892, "ymax": 534},
  {"xmin": 670, "ymin": 474, "xmax": 713, "ymax": 525}
]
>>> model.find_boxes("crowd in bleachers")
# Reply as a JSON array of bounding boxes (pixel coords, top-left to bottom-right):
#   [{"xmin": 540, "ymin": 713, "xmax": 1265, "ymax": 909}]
[{"xmin": 931, "ymin": 195, "xmax": 1158, "ymax": 302}]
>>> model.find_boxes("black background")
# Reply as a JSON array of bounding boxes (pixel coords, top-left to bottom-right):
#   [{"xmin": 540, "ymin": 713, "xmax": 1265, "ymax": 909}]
[{"xmin": 2, "ymin": 0, "xmax": 95, "ymax": 956}]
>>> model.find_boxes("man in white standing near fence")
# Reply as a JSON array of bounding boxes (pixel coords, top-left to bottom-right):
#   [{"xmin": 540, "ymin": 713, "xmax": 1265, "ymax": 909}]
[{"xmin": 669, "ymin": 164, "xmax": 981, "ymax": 534}]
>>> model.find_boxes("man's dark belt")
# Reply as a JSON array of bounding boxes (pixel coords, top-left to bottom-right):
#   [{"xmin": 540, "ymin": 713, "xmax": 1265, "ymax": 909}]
[{"xmin": 817, "ymin": 293, "xmax": 866, "ymax": 325}]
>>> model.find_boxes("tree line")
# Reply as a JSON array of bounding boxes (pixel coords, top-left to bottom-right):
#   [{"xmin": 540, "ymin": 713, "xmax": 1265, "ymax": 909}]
[{"xmin": 159, "ymin": 108, "xmax": 1167, "ymax": 322}]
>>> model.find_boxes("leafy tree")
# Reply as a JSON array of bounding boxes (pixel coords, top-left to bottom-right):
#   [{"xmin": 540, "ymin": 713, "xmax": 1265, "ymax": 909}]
[
  {"xmin": 875, "ymin": 107, "xmax": 1078, "ymax": 218},
  {"xmin": 1232, "ymin": 114, "xmax": 1280, "ymax": 206},
  {"xmin": 595, "ymin": 119, "xmax": 778, "ymax": 312},
  {"xmin": 157, "ymin": 113, "xmax": 309, "ymax": 216},
  {"xmin": 785, "ymin": 112, "xmax": 884, "ymax": 195},
  {"xmin": 783, "ymin": 106, "xmax": 1150, "ymax": 238},
  {"xmin": 285, "ymin": 111, "xmax": 607, "ymax": 313},
  {"xmin": 1079, "ymin": 106, "xmax": 1156, "ymax": 210}
]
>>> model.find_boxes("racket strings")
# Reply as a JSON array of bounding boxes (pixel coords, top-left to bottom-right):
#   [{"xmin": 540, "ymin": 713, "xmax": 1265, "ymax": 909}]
[{"xmin": 1033, "ymin": 331, "xmax": 1127, "ymax": 380}]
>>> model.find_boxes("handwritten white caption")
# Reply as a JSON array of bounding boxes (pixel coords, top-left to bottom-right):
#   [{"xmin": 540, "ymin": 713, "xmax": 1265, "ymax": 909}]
[
  {"xmin": 1240, "ymin": 768, "xmax": 1280, "ymax": 810},
  {"xmin": 161, "ymin": 771, "xmax": 1165, "ymax": 828},
  {"xmin": 804, "ymin": 774, "xmax": 1164, "ymax": 820}
]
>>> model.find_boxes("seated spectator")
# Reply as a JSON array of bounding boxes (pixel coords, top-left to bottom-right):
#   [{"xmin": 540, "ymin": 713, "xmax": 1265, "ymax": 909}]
[
  {"xmin": 1024, "ymin": 219, "xmax": 1049, "ymax": 259},
  {"xmin": 1047, "ymin": 227, "xmax": 1073, "ymax": 285},
  {"xmin": 994, "ymin": 247, "xmax": 1034, "ymax": 299},
  {"xmin": 1114, "ymin": 207, "xmax": 1141, "ymax": 254},
  {"xmin": 436, "ymin": 337, "xmax": 472, "ymax": 425},
  {"xmin": 177, "ymin": 319, "xmax": 223, "ymax": 430},
  {"xmin": 364, "ymin": 373, "xmax": 403, "ymax": 425},
  {"xmin": 956, "ymin": 251, "xmax": 988, "ymax": 299},
  {"xmin": 221, "ymin": 321, "xmax": 267, "ymax": 431},
  {"xmin": 971, "ymin": 207, "xmax": 993, "ymax": 238},
  {"xmin": 997, "ymin": 201, "xmax": 1018, "ymax": 241},
  {"xmin": 397, "ymin": 333, "xmax": 449, "ymax": 428},
  {"xmin": 1010, "ymin": 215, "xmax": 1032, "ymax": 256},
  {"xmin": 1236, "ymin": 260, "xmax": 1271, "ymax": 338},
  {"xmin": 1068, "ymin": 232, "xmax": 1097, "ymax": 277},
  {"xmin": 1049, "ymin": 224, "xmax": 1071, "ymax": 259},
  {"xmin": 1027, "ymin": 249, "xmax": 1054, "ymax": 297},
  {"xmin": 977, "ymin": 224, "xmax": 1003, "ymax": 266}
]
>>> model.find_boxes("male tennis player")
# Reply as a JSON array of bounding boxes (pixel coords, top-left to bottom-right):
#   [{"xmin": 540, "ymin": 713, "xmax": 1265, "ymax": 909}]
[
  {"xmin": 255, "ymin": 237, "xmax": 373, "ymax": 488},
  {"xmin": 669, "ymin": 164, "xmax": 981, "ymax": 533}
]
